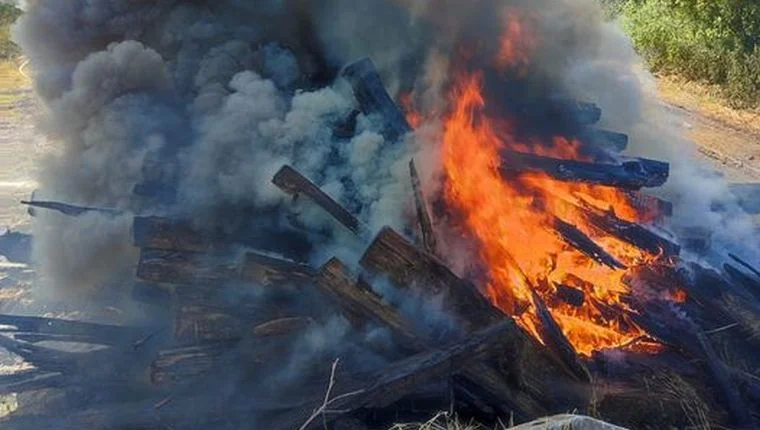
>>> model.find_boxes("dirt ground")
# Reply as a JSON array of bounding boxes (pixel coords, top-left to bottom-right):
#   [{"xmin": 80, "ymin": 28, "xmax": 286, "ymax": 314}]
[{"xmin": 0, "ymin": 60, "xmax": 49, "ymax": 233}]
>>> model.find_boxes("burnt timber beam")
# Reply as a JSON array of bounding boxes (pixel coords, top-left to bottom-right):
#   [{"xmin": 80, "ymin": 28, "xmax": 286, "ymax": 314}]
[
  {"xmin": 316, "ymin": 258, "xmax": 547, "ymax": 419},
  {"xmin": 341, "ymin": 57, "xmax": 412, "ymax": 141},
  {"xmin": 359, "ymin": 227, "xmax": 503, "ymax": 331},
  {"xmin": 136, "ymin": 249, "xmax": 240, "ymax": 285},
  {"xmin": 0, "ymin": 314, "xmax": 147, "ymax": 345},
  {"xmin": 530, "ymin": 290, "xmax": 591, "ymax": 382},
  {"xmin": 409, "ymin": 159, "xmax": 438, "ymax": 254},
  {"xmin": 135, "ymin": 248, "xmax": 316, "ymax": 288},
  {"xmin": 552, "ymin": 217, "xmax": 626, "ymax": 269},
  {"xmin": 358, "ymin": 228, "xmax": 587, "ymax": 409},
  {"xmin": 581, "ymin": 207, "xmax": 680, "ymax": 256},
  {"xmin": 626, "ymin": 191, "xmax": 673, "ymax": 218},
  {"xmin": 239, "ymin": 251, "xmax": 316, "ymax": 286},
  {"xmin": 272, "ymin": 165, "xmax": 369, "ymax": 238},
  {"xmin": 555, "ymin": 284, "xmax": 585, "ymax": 307},
  {"xmin": 293, "ymin": 320, "xmax": 519, "ymax": 430},
  {"xmin": 20, "ymin": 200, "xmax": 121, "ymax": 218},
  {"xmin": 500, "ymin": 151, "xmax": 669, "ymax": 190}
]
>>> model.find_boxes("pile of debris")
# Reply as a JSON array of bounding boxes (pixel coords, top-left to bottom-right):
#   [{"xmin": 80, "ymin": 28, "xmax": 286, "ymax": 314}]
[{"xmin": 1, "ymin": 58, "xmax": 760, "ymax": 430}]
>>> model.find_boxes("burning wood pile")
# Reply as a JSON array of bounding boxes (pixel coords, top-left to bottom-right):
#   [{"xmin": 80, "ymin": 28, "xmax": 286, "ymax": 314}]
[{"xmin": 2, "ymin": 56, "xmax": 760, "ymax": 429}]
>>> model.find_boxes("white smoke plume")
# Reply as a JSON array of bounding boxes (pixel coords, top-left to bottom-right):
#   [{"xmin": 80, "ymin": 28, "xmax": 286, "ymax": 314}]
[{"xmin": 12, "ymin": 0, "xmax": 757, "ymax": 294}]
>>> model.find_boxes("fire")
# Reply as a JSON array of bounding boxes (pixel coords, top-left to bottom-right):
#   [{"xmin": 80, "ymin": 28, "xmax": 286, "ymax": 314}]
[{"xmin": 441, "ymin": 73, "xmax": 661, "ymax": 357}]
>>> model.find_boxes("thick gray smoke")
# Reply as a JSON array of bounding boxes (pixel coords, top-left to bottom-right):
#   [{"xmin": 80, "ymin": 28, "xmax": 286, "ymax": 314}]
[{"xmin": 12, "ymin": 0, "xmax": 757, "ymax": 294}]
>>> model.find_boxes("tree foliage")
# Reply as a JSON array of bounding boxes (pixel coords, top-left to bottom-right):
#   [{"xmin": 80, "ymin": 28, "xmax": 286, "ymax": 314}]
[
  {"xmin": 0, "ymin": 4, "xmax": 22, "ymax": 60},
  {"xmin": 618, "ymin": 0, "xmax": 760, "ymax": 107}
]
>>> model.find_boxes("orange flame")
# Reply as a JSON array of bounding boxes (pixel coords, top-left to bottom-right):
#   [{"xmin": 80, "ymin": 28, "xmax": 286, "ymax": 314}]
[{"xmin": 441, "ymin": 73, "xmax": 663, "ymax": 357}]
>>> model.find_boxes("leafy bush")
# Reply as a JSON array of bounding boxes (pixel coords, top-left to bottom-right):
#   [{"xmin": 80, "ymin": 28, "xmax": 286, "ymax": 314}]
[
  {"xmin": 0, "ymin": 4, "xmax": 22, "ymax": 60},
  {"xmin": 618, "ymin": 0, "xmax": 760, "ymax": 107}
]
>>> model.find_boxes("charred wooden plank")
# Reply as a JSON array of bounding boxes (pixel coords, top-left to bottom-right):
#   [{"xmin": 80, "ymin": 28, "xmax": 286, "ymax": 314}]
[
  {"xmin": 626, "ymin": 191, "xmax": 673, "ymax": 218},
  {"xmin": 500, "ymin": 151, "xmax": 669, "ymax": 190},
  {"xmin": 360, "ymin": 228, "xmax": 503, "ymax": 331},
  {"xmin": 151, "ymin": 343, "xmax": 233, "ymax": 386},
  {"xmin": 20, "ymin": 200, "xmax": 121, "ymax": 217},
  {"xmin": 409, "ymin": 159, "xmax": 437, "ymax": 254},
  {"xmin": 0, "ymin": 372, "xmax": 65, "ymax": 395},
  {"xmin": 136, "ymin": 248, "xmax": 240, "ymax": 285},
  {"xmin": 316, "ymin": 259, "xmax": 547, "ymax": 419},
  {"xmin": 292, "ymin": 320, "xmax": 518, "ymax": 430},
  {"xmin": 342, "ymin": 58, "xmax": 412, "ymax": 141},
  {"xmin": 530, "ymin": 290, "xmax": 591, "ymax": 382},
  {"xmin": 239, "ymin": 251, "xmax": 315, "ymax": 286},
  {"xmin": 0, "ymin": 314, "xmax": 146, "ymax": 345},
  {"xmin": 272, "ymin": 165, "xmax": 368, "ymax": 238},
  {"xmin": 316, "ymin": 258, "xmax": 421, "ymax": 349},
  {"xmin": 252, "ymin": 317, "xmax": 315, "ymax": 338},
  {"xmin": 174, "ymin": 305, "xmax": 246, "ymax": 345},
  {"xmin": 358, "ymin": 228, "xmax": 584, "ymax": 413},
  {"xmin": 580, "ymin": 205, "xmax": 680, "ymax": 256},
  {"xmin": 555, "ymin": 284, "xmax": 585, "ymax": 307},
  {"xmin": 133, "ymin": 216, "xmax": 212, "ymax": 252},
  {"xmin": 552, "ymin": 217, "xmax": 626, "ymax": 269}
]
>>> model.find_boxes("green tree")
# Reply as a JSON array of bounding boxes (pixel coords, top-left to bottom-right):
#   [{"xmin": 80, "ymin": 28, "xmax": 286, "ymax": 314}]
[{"xmin": 0, "ymin": 4, "xmax": 22, "ymax": 60}]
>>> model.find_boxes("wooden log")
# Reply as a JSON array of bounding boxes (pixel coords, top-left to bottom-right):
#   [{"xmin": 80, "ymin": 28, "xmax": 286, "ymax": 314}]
[
  {"xmin": 500, "ymin": 151, "xmax": 669, "ymax": 190},
  {"xmin": 514, "ymin": 98, "xmax": 602, "ymax": 125},
  {"xmin": 555, "ymin": 284, "xmax": 584, "ymax": 307},
  {"xmin": 358, "ymin": 229, "xmax": 586, "ymax": 412},
  {"xmin": 136, "ymin": 248, "xmax": 240, "ymax": 285},
  {"xmin": 316, "ymin": 258, "xmax": 421, "ymax": 350},
  {"xmin": 0, "ymin": 372, "xmax": 65, "ymax": 395},
  {"xmin": 359, "ymin": 228, "xmax": 503, "ymax": 331},
  {"xmin": 151, "ymin": 344, "xmax": 233, "ymax": 386},
  {"xmin": 239, "ymin": 251, "xmax": 315, "ymax": 286},
  {"xmin": 292, "ymin": 320, "xmax": 520, "ymax": 430},
  {"xmin": 626, "ymin": 191, "xmax": 673, "ymax": 218},
  {"xmin": 0, "ymin": 314, "xmax": 146, "ymax": 345},
  {"xmin": 272, "ymin": 165, "xmax": 368, "ymax": 238},
  {"xmin": 577, "ymin": 202, "xmax": 680, "ymax": 256},
  {"xmin": 174, "ymin": 305, "xmax": 246, "ymax": 345},
  {"xmin": 20, "ymin": 200, "xmax": 121, "ymax": 218},
  {"xmin": 252, "ymin": 317, "xmax": 315, "ymax": 338},
  {"xmin": 316, "ymin": 259, "xmax": 547, "ymax": 419},
  {"xmin": 341, "ymin": 57, "xmax": 412, "ymax": 141},
  {"xmin": 552, "ymin": 217, "xmax": 626, "ymax": 269},
  {"xmin": 409, "ymin": 159, "xmax": 437, "ymax": 254},
  {"xmin": 530, "ymin": 290, "xmax": 591, "ymax": 382}
]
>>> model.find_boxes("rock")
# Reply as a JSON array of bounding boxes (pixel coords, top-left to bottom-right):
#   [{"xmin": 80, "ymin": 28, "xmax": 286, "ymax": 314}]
[{"xmin": 511, "ymin": 415, "xmax": 628, "ymax": 430}]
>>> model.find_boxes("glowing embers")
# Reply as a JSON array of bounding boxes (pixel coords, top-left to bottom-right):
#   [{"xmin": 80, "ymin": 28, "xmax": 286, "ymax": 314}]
[{"xmin": 440, "ymin": 73, "xmax": 672, "ymax": 357}]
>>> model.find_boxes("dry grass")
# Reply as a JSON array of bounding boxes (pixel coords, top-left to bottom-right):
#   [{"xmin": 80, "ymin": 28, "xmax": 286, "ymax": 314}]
[
  {"xmin": 390, "ymin": 412, "xmax": 509, "ymax": 430},
  {"xmin": 656, "ymin": 74, "xmax": 760, "ymax": 136},
  {"xmin": 722, "ymin": 294, "xmax": 760, "ymax": 340},
  {"xmin": 647, "ymin": 373, "xmax": 711, "ymax": 430},
  {"xmin": 0, "ymin": 58, "xmax": 31, "ymax": 114}
]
